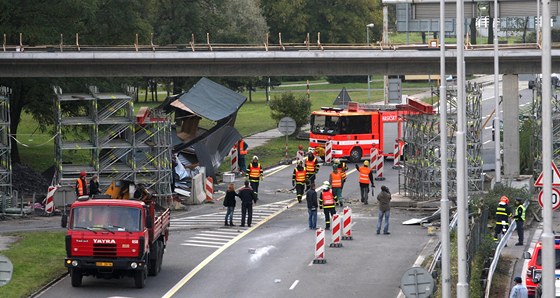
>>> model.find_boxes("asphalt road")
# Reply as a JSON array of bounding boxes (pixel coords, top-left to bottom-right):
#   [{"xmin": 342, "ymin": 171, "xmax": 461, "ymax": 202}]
[{"xmin": 34, "ymin": 163, "xmax": 435, "ymax": 298}]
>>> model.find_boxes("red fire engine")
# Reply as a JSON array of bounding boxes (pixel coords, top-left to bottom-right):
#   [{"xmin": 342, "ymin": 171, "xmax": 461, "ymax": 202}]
[{"xmin": 309, "ymin": 98, "xmax": 433, "ymax": 163}]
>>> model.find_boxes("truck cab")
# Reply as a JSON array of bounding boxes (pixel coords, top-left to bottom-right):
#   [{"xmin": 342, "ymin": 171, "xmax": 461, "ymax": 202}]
[
  {"xmin": 63, "ymin": 181, "xmax": 170, "ymax": 288},
  {"xmin": 523, "ymin": 237, "xmax": 560, "ymax": 297}
]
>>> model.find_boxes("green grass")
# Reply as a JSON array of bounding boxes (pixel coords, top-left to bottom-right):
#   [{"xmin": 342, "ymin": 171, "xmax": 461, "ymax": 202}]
[{"xmin": 1, "ymin": 231, "xmax": 67, "ymax": 298}]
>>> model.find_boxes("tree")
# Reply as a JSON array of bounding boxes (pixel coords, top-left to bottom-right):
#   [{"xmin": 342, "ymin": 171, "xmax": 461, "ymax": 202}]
[
  {"xmin": 0, "ymin": 0, "xmax": 153, "ymax": 163},
  {"xmin": 269, "ymin": 92, "xmax": 311, "ymax": 134}
]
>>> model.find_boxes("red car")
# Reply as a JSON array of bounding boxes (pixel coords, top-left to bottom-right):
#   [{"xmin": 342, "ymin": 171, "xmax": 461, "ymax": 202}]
[{"xmin": 523, "ymin": 237, "xmax": 560, "ymax": 297}]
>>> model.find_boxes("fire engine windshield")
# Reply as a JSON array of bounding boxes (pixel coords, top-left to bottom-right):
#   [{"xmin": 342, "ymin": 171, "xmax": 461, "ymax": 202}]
[
  {"xmin": 71, "ymin": 206, "xmax": 141, "ymax": 232},
  {"xmin": 311, "ymin": 115, "xmax": 340, "ymax": 135}
]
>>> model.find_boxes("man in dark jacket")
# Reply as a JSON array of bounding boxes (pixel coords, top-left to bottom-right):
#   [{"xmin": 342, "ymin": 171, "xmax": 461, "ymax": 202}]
[
  {"xmin": 376, "ymin": 185, "xmax": 392, "ymax": 235},
  {"xmin": 89, "ymin": 175, "xmax": 100, "ymax": 197},
  {"xmin": 238, "ymin": 180, "xmax": 258, "ymax": 227},
  {"xmin": 306, "ymin": 183, "xmax": 318, "ymax": 229}
]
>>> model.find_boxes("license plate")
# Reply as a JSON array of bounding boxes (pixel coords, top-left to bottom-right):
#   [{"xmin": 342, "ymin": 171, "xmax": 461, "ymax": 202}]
[{"xmin": 96, "ymin": 262, "xmax": 113, "ymax": 267}]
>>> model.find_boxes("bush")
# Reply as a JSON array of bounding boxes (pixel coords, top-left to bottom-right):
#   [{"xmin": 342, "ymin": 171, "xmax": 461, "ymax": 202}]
[{"xmin": 269, "ymin": 92, "xmax": 311, "ymax": 134}]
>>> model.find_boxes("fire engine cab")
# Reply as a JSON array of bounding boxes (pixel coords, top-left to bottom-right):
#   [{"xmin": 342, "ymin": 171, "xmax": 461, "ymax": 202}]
[
  {"xmin": 309, "ymin": 98, "xmax": 433, "ymax": 163},
  {"xmin": 523, "ymin": 236, "xmax": 560, "ymax": 297}
]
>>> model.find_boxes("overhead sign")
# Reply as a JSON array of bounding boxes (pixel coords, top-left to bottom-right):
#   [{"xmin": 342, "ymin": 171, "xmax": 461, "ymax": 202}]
[
  {"xmin": 534, "ymin": 162, "xmax": 560, "ymax": 187},
  {"xmin": 277, "ymin": 117, "xmax": 297, "ymax": 136},
  {"xmin": 538, "ymin": 188, "xmax": 560, "ymax": 210}
]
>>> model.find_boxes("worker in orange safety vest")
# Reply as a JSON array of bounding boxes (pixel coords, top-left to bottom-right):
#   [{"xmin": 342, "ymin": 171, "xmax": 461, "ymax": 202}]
[
  {"xmin": 304, "ymin": 148, "xmax": 320, "ymax": 191},
  {"xmin": 329, "ymin": 165, "xmax": 345, "ymax": 206},
  {"xmin": 75, "ymin": 170, "xmax": 89, "ymax": 198},
  {"xmin": 355, "ymin": 160, "xmax": 374, "ymax": 205},
  {"xmin": 319, "ymin": 181, "xmax": 337, "ymax": 230},
  {"xmin": 292, "ymin": 160, "xmax": 307, "ymax": 203},
  {"xmin": 246, "ymin": 155, "xmax": 263, "ymax": 199}
]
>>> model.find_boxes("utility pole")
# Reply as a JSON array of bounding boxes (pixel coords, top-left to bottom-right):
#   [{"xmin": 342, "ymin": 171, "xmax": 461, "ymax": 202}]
[{"xmin": 494, "ymin": 0, "xmax": 501, "ymax": 184}]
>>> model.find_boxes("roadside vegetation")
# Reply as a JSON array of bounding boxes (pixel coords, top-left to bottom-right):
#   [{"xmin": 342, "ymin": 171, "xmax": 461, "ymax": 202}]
[{"xmin": 1, "ymin": 231, "xmax": 66, "ymax": 298}]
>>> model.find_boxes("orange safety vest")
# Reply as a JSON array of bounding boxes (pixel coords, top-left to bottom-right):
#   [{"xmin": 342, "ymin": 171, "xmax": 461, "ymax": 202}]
[
  {"xmin": 248, "ymin": 163, "xmax": 262, "ymax": 179},
  {"xmin": 359, "ymin": 166, "xmax": 371, "ymax": 184},
  {"xmin": 295, "ymin": 168, "xmax": 306, "ymax": 183},
  {"xmin": 305, "ymin": 157, "xmax": 317, "ymax": 173},
  {"xmin": 239, "ymin": 139, "xmax": 248, "ymax": 155},
  {"xmin": 321, "ymin": 190, "xmax": 335, "ymax": 207},
  {"xmin": 76, "ymin": 178, "xmax": 86, "ymax": 196},
  {"xmin": 330, "ymin": 172, "xmax": 343, "ymax": 188}
]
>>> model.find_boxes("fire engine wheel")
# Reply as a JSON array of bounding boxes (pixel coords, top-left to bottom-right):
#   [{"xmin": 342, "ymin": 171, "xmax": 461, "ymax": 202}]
[
  {"xmin": 349, "ymin": 147, "xmax": 362, "ymax": 163},
  {"xmin": 70, "ymin": 268, "xmax": 82, "ymax": 287},
  {"xmin": 134, "ymin": 267, "xmax": 146, "ymax": 288}
]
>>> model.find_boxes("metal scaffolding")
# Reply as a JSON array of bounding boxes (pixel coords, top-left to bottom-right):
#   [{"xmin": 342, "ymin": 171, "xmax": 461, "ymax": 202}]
[
  {"xmin": 0, "ymin": 87, "xmax": 11, "ymax": 207},
  {"xmin": 402, "ymin": 82, "xmax": 483, "ymax": 200},
  {"xmin": 54, "ymin": 86, "xmax": 172, "ymax": 196},
  {"xmin": 530, "ymin": 78, "xmax": 560, "ymax": 175}
]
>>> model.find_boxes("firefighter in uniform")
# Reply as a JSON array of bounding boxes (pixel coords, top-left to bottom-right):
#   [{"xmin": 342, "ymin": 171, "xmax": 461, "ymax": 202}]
[
  {"xmin": 329, "ymin": 165, "xmax": 345, "ymax": 206},
  {"xmin": 514, "ymin": 197, "xmax": 526, "ymax": 246},
  {"xmin": 75, "ymin": 170, "xmax": 89, "ymax": 198},
  {"xmin": 246, "ymin": 155, "xmax": 263, "ymax": 199},
  {"xmin": 493, "ymin": 196, "xmax": 512, "ymax": 241},
  {"xmin": 319, "ymin": 181, "xmax": 337, "ymax": 230},
  {"xmin": 292, "ymin": 160, "xmax": 307, "ymax": 203},
  {"xmin": 305, "ymin": 148, "xmax": 320, "ymax": 191},
  {"xmin": 355, "ymin": 160, "xmax": 375, "ymax": 204},
  {"xmin": 333, "ymin": 159, "xmax": 347, "ymax": 205}
]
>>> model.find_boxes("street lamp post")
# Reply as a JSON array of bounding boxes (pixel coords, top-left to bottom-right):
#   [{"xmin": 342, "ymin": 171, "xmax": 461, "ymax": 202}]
[{"xmin": 366, "ymin": 23, "xmax": 374, "ymax": 102}]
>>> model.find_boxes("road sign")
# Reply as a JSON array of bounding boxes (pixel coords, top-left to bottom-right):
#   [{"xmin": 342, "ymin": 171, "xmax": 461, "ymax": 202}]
[
  {"xmin": 400, "ymin": 267, "xmax": 435, "ymax": 298},
  {"xmin": 534, "ymin": 161, "xmax": 560, "ymax": 186},
  {"xmin": 277, "ymin": 117, "xmax": 296, "ymax": 136},
  {"xmin": 538, "ymin": 188, "xmax": 560, "ymax": 210}
]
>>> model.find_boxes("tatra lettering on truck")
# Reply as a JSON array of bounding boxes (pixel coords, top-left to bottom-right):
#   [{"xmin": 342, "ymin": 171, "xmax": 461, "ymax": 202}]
[
  {"xmin": 62, "ymin": 180, "xmax": 170, "ymax": 289},
  {"xmin": 309, "ymin": 98, "xmax": 433, "ymax": 163}
]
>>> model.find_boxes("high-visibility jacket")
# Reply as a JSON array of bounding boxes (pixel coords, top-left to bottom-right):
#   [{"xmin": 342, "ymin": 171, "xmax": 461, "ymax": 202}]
[
  {"xmin": 305, "ymin": 156, "xmax": 318, "ymax": 174},
  {"xmin": 76, "ymin": 177, "xmax": 87, "ymax": 196},
  {"xmin": 239, "ymin": 139, "xmax": 248, "ymax": 155},
  {"xmin": 359, "ymin": 166, "xmax": 372, "ymax": 184},
  {"xmin": 495, "ymin": 203, "xmax": 512, "ymax": 225},
  {"xmin": 320, "ymin": 190, "xmax": 336, "ymax": 208},
  {"xmin": 515, "ymin": 204, "xmax": 526, "ymax": 222},
  {"xmin": 293, "ymin": 167, "xmax": 306, "ymax": 184},
  {"xmin": 330, "ymin": 172, "xmax": 343, "ymax": 188},
  {"xmin": 247, "ymin": 163, "xmax": 262, "ymax": 181}
]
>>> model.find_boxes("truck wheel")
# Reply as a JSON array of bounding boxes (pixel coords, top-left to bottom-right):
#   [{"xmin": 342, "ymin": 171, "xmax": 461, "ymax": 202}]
[
  {"xmin": 349, "ymin": 147, "xmax": 362, "ymax": 163},
  {"xmin": 71, "ymin": 268, "xmax": 82, "ymax": 287},
  {"xmin": 134, "ymin": 267, "xmax": 146, "ymax": 288},
  {"xmin": 148, "ymin": 241, "xmax": 162, "ymax": 276}
]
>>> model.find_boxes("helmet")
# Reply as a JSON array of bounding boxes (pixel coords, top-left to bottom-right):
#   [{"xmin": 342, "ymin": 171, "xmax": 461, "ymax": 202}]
[
  {"xmin": 308, "ymin": 147, "xmax": 315, "ymax": 153},
  {"xmin": 79, "ymin": 170, "xmax": 86, "ymax": 177},
  {"xmin": 500, "ymin": 196, "xmax": 509, "ymax": 204},
  {"xmin": 334, "ymin": 159, "xmax": 341, "ymax": 165},
  {"xmin": 297, "ymin": 159, "xmax": 303, "ymax": 166},
  {"xmin": 323, "ymin": 181, "xmax": 330, "ymax": 189},
  {"xmin": 253, "ymin": 155, "xmax": 259, "ymax": 161},
  {"xmin": 364, "ymin": 160, "xmax": 370, "ymax": 167}
]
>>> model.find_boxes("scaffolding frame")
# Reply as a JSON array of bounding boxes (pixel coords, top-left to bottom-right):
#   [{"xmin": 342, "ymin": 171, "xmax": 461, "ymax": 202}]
[
  {"xmin": 54, "ymin": 86, "xmax": 172, "ymax": 197},
  {"xmin": 402, "ymin": 82, "xmax": 483, "ymax": 200},
  {"xmin": 0, "ymin": 87, "xmax": 11, "ymax": 210}
]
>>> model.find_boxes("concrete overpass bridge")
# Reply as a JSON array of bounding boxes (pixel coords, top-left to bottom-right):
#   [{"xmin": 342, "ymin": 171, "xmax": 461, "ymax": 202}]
[{"xmin": 0, "ymin": 43, "xmax": 557, "ymax": 77}]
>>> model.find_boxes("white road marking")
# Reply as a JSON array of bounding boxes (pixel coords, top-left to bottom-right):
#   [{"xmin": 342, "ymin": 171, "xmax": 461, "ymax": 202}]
[
  {"xmin": 190, "ymin": 236, "xmax": 230, "ymax": 242},
  {"xmin": 289, "ymin": 280, "xmax": 300, "ymax": 290},
  {"xmin": 180, "ymin": 243, "xmax": 222, "ymax": 249},
  {"xmin": 185, "ymin": 239, "xmax": 228, "ymax": 245},
  {"xmin": 484, "ymin": 140, "xmax": 492, "ymax": 145}
]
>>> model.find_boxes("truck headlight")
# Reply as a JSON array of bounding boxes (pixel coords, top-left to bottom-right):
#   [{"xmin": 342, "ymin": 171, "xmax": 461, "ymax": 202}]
[
  {"xmin": 71, "ymin": 260, "xmax": 78, "ymax": 267},
  {"xmin": 130, "ymin": 262, "xmax": 138, "ymax": 269}
]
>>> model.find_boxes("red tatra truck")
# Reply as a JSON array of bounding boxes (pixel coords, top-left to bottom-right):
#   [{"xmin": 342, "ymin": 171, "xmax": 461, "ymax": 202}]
[{"xmin": 62, "ymin": 180, "xmax": 170, "ymax": 288}]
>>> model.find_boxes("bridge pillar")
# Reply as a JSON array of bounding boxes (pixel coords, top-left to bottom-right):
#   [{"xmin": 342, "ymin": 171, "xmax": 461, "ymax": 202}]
[{"xmin": 502, "ymin": 74, "xmax": 520, "ymax": 178}]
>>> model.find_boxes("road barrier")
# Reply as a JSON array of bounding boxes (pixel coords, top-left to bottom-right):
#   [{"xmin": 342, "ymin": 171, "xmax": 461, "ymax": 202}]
[
  {"xmin": 313, "ymin": 228, "xmax": 326, "ymax": 264},
  {"xmin": 374, "ymin": 150, "xmax": 385, "ymax": 181},
  {"xmin": 369, "ymin": 147, "xmax": 377, "ymax": 166},
  {"xmin": 324, "ymin": 141, "xmax": 332, "ymax": 165},
  {"xmin": 230, "ymin": 147, "xmax": 239, "ymax": 173},
  {"xmin": 342, "ymin": 206, "xmax": 353, "ymax": 240},
  {"xmin": 205, "ymin": 176, "xmax": 214, "ymax": 203},
  {"xmin": 296, "ymin": 149, "xmax": 305, "ymax": 162},
  {"xmin": 392, "ymin": 141, "xmax": 403, "ymax": 169},
  {"xmin": 330, "ymin": 214, "xmax": 343, "ymax": 247},
  {"xmin": 46, "ymin": 186, "xmax": 56, "ymax": 214}
]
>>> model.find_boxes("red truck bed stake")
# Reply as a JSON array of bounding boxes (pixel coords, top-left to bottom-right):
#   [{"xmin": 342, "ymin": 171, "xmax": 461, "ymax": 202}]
[{"xmin": 62, "ymin": 180, "xmax": 170, "ymax": 288}]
